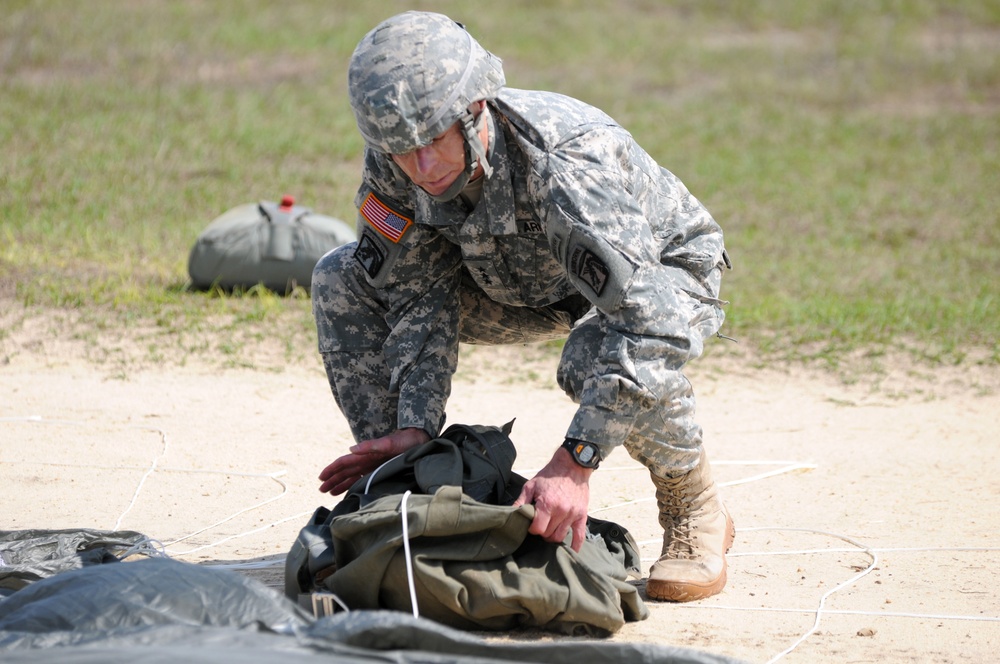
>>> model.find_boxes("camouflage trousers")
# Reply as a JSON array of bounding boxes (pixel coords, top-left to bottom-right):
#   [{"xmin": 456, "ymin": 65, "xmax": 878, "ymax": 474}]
[{"xmin": 312, "ymin": 244, "xmax": 717, "ymax": 476}]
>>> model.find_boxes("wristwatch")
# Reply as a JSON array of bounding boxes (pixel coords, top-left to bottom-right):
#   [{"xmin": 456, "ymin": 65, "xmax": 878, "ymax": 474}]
[{"xmin": 561, "ymin": 438, "xmax": 602, "ymax": 469}]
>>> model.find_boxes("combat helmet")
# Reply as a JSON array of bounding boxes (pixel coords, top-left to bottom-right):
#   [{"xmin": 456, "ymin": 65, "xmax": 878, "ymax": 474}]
[{"xmin": 348, "ymin": 11, "xmax": 505, "ymax": 201}]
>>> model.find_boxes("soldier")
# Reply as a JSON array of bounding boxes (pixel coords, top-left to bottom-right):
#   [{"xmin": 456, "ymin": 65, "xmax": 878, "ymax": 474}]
[{"xmin": 313, "ymin": 11, "xmax": 735, "ymax": 602}]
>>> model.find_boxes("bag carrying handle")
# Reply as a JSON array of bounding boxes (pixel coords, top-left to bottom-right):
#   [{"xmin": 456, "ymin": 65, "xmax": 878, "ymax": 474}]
[{"xmin": 259, "ymin": 196, "xmax": 311, "ymax": 262}]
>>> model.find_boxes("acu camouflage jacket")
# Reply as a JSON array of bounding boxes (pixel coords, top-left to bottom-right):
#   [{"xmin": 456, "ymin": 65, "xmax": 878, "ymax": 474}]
[{"xmin": 351, "ymin": 87, "xmax": 729, "ymax": 454}]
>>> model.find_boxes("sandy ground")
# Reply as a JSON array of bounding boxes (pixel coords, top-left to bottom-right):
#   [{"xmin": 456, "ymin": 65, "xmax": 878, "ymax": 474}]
[{"xmin": 2, "ymin": 324, "xmax": 999, "ymax": 663}]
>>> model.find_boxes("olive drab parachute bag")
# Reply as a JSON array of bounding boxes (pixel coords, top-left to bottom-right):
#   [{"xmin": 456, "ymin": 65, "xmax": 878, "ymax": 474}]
[
  {"xmin": 187, "ymin": 195, "xmax": 356, "ymax": 293},
  {"xmin": 285, "ymin": 422, "xmax": 649, "ymax": 637}
]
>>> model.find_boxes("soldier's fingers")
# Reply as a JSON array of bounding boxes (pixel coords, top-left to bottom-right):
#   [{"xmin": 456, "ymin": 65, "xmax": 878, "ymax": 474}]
[
  {"xmin": 349, "ymin": 438, "xmax": 385, "ymax": 455},
  {"xmin": 319, "ymin": 463, "xmax": 372, "ymax": 493},
  {"xmin": 318, "ymin": 460, "xmax": 339, "ymax": 481},
  {"xmin": 551, "ymin": 515, "xmax": 576, "ymax": 545},
  {"xmin": 319, "ymin": 454, "xmax": 366, "ymax": 481},
  {"xmin": 533, "ymin": 507, "xmax": 574, "ymax": 545},
  {"xmin": 511, "ymin": 482, "xmax": 536, "ymax": 508},
  {"xmin": 319, "ymin": 475, "xmax": 339, "ymax": 494},
  {"xmin": 570, "ymin": 518, "xmax": 587, "ymax": 552},
  {"xmin": 527, "ymin": 506, "xmax": 551, "ymax": 538}
]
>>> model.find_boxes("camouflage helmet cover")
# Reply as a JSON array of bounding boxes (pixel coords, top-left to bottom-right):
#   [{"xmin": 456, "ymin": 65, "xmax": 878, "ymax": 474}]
[{"xmin": 348, "ymin": 11, "xmax": 506, "ymax": 155}]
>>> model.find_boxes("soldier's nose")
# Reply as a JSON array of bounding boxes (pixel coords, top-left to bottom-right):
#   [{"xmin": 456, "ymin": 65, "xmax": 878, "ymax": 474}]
[{"xmin": 415, "ymin": 146, "xmax": 437, "ymax": 174}]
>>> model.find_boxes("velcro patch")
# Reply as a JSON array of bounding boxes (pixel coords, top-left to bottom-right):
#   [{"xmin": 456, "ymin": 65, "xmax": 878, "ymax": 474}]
[
  {"xmin": 517, "ymin": 219, "xmax": 544, "ymax": 234},
  {"xmin": 359, "ymin": 192, "xmax": 412, "ymax": 243},
  {"xmin": 570, "ymin": 247, "xmax": 610, "ymax": 297},
  {"xmin": 354, "ymin": 230, "xmax": 386, "ymax": 279}
]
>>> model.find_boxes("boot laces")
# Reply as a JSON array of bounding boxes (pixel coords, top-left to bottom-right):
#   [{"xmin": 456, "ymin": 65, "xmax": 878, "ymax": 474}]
[
  {"xmin": 659, "ymin": 484, "xmax": 698, "ymax": 559},
  {"xmin": 664, "ymin": 522, "xmax": 698, "ymax": 558}
]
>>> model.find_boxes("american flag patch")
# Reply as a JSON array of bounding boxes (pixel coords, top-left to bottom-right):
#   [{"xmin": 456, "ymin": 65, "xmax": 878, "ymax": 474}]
[{"xmin": 359, "ymin": 192, "xmax": 412, "ymax": 243}]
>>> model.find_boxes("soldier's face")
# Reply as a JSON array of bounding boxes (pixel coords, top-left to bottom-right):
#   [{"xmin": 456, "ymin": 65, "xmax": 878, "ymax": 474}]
[{"xmin": 391, "ymin": 123, "xmax": 468, "ymax": 198}]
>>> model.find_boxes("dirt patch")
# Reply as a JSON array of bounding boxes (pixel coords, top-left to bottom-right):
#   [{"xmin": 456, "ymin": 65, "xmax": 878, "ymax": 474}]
[{"xmin": 2, "ymin": 307, "xmax": 999, "ymax": 663}]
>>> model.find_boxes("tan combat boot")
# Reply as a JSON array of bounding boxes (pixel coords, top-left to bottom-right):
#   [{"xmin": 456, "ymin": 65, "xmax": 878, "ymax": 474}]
[{"xmin": 646, "ymin": 450, "xmax": 735, "ymax": 602}]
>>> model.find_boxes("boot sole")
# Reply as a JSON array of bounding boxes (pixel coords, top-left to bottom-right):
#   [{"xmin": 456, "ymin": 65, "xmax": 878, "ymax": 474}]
[{"xmin": 646, "ymin": 514, "xmax": 736, "ymax": 603}]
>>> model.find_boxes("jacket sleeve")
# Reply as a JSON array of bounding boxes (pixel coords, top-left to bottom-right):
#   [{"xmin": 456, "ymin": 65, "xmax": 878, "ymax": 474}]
[{"xmin": 535, "ymin": 124, "xmax": 729, "ymax": 454}]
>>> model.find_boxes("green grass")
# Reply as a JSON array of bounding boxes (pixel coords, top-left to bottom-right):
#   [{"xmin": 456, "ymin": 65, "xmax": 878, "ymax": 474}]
[{"xmin": 2, "ymin": 0, "xmax": 998, "ymax": 372}]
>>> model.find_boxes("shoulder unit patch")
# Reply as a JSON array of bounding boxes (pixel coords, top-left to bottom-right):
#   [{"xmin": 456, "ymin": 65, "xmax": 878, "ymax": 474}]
[
  {"xmin": 570, "ymin": 246, "xmax": 609, "ymax": 297},
  {"xmin": 354, "ymin": 229, "xmax": 386, "ymax": 279}
]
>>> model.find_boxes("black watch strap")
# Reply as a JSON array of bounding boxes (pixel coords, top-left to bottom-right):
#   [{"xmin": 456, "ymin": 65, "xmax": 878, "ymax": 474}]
[{"xmin": 561, "ymin": 438, "xmax": 602, "ymax": 469}]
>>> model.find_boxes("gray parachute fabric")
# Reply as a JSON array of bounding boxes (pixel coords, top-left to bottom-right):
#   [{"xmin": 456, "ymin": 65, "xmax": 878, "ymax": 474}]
[
  {"xmin": 187, "ymin": 196, "xmax": 356, "ymax": 293},
  {"xmin": 0, "ymin": 556, "xmax": 747, "ymax": 663},
  {"xmin": 0, "ymin": 557, "xmax": 310, "ymax": 647},
  {"xmin": 0, "ymin": 529, "xmax": 149, "ymax": 598}
]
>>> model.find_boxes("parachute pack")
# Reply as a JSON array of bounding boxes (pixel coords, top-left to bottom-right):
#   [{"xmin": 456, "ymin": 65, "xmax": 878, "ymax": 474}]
[
  {"xmin": 188, "ymin": 195, "xmax": 356, "ymax": 293},
  {"xmin": 285, "ymin": 422, "xmax": 649, "ymax": 637}
]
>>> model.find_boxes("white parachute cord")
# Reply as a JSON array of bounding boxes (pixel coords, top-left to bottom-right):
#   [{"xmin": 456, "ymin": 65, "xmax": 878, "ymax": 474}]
[
  {"xmin": 365, "ymin": 454, "xmax": 404, "ymax": 494},
  {"xmin": 400, "ymin": 490, "xmax": 420, "ymax": 619},
  {"xmin": 162, "ymin": 471, "xmax": 289, "ymax": 547},
  {"xmin": 114, "ymin": 426, "xmax": 170, "ymax": 530},
  {"xmin": 115, "ymin": 537, "xmax": 169, "ymax": 560},
  {"xmin": 590, "ymin": 461, "xmax": 816, "ymax": 515},
  {"xmin": 741, "ymin": 526, "xmax": 880, "ymax": 664},
  {"xmin": 719, "ymin": 463, "xmax": 817, "ymax": 488},
  {"xmin": 167, "ymin": 509, "xmax": 314, "ymax": 557}
]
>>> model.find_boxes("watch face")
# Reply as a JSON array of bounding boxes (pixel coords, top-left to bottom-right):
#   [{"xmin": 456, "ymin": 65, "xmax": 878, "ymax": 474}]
[{"xmin": 564, "ymin": 439, "xmax": 600, "ymax": 468}]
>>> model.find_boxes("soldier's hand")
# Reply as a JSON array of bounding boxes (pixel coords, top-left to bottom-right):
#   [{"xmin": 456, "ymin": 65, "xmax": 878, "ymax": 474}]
[
  {"xmin": 512, "ymin": 447, "xmax": 593, "ymax": 552},
  {"xmin": 318, "ymin": 427, "xmax": 431, "ymax": 495}
]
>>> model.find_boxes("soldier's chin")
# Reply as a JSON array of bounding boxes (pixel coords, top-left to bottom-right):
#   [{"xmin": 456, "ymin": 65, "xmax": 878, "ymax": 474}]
[{"xmin": 420, "ymin": 174, "xmax": 458, "ymax": 197}]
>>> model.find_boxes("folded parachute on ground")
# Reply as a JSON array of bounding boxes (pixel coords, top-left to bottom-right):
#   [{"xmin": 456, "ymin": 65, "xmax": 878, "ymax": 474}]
[{"xmin": 0, "ymin": 554, "xmax": 747, "ymax": 664}]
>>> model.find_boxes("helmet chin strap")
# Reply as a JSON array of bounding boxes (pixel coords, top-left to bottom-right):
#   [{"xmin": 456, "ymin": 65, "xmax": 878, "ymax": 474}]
[{"xmin": 427, "ymin": 107, "xmax": 492, "ymax": 203}]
